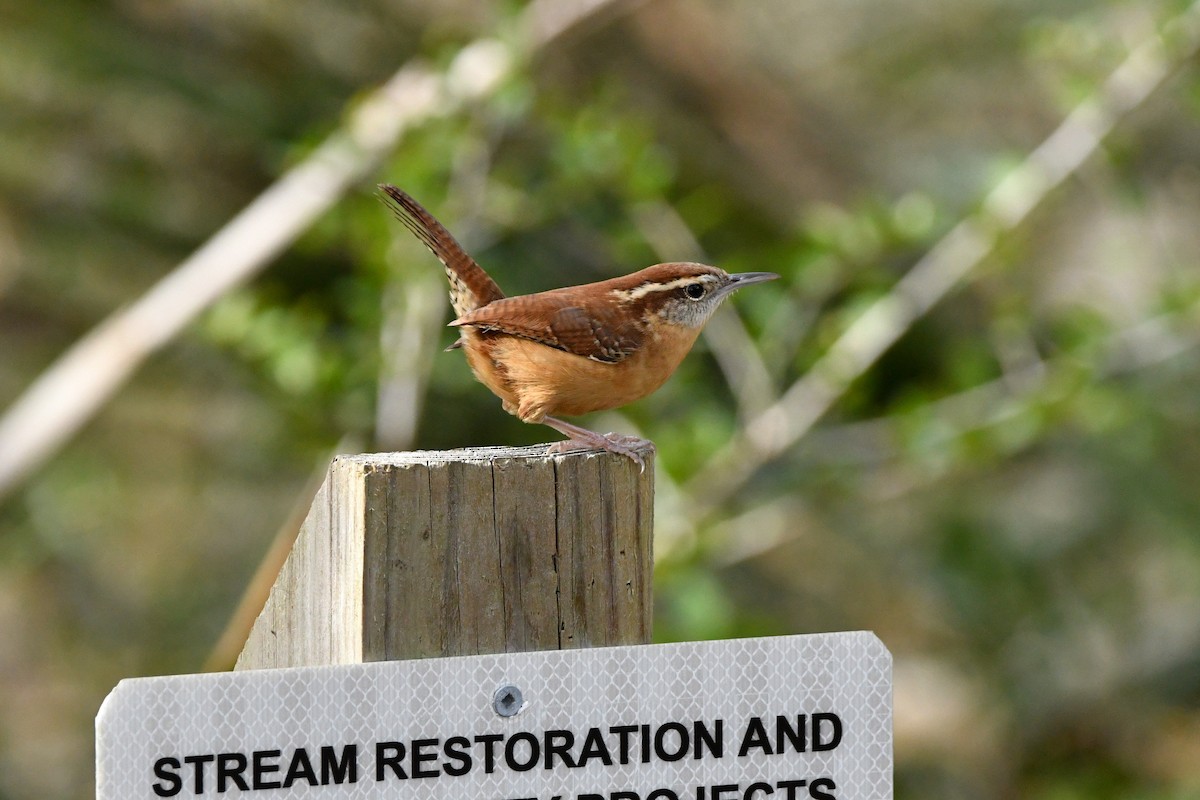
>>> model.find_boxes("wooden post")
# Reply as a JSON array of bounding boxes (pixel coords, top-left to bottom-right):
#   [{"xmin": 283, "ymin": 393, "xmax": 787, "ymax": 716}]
[{"xmin": 235, "ymin": 444, "xmax": 654, "ymax": 670}]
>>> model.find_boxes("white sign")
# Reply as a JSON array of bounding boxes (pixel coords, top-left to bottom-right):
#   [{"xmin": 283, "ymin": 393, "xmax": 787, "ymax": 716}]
[{"xmin": 97, "ymin": 632, "xmax": 891, "ymax": 799}]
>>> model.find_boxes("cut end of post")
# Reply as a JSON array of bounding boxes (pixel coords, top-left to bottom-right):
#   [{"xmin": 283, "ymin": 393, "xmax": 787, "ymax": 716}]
[
  {"xmin": 236, "ymin": 444, "xmax": 655, "ymax": 670},
  {"xmin": 336, "ymin": 441, "xmax": 656, "ymax": 466}
]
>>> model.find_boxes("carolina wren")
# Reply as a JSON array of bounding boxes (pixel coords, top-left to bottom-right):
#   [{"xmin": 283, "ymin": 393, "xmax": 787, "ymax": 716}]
[{"xmin": 379, "ymin": 184, "xmax": 777, "ymax": 468}]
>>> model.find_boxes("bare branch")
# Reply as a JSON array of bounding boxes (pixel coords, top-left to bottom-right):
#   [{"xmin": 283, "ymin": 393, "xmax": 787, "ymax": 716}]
[
  {"xmin": 699, "ymin": 301, "xmax": 1200, "ymax": 569},
  {"xmin": 0, "ymin": 0, "xmax": 635, "ymax": 502},
  {"xmin": 632, "ymin": 200, "xmax": 778, "ymax": 422},
  {"xmin": 683, "ymin": 1, "xmax": 1200, "ymax": 519}
]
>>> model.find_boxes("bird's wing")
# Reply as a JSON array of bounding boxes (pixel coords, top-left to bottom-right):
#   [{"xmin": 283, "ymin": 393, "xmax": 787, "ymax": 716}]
[{"xmin": 453, "ymin": 295, "xmax": 644, "ymax": 364}]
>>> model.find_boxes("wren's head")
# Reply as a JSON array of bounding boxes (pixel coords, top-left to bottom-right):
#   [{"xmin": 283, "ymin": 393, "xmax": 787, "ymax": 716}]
[{"xmin": 610, "ymin": 262, "xmax": 779, "ymax": 328}]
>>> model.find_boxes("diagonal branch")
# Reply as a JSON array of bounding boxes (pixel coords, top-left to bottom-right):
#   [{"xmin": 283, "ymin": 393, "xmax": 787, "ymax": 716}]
[
  {"xmin": 632, "ymin": 200, "xmax": 778, "ymax": 422},
  {"xmin": 0, "ymin": 0, "xmax": 637, "ymax": 503},
  {"xmin": 683, "ymin": 1, "xmax": 1200, "ymax": 519},
  {"xmin": 686, "ymin": 298, "xmax": 1200, "ymax": 570}
]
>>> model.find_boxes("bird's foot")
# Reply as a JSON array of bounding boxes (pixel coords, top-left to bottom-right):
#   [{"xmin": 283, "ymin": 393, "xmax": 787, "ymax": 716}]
[
  {"xmin": 541, "ymin": 416, "xmax": 653, "ymax": 472},
  {"xmin": 546, "ymin": 435, "xmax": 646, "ymax": 471},
  {"xmin": 544, "ymin": 432, "xmax": 649, "ymax": 472}
]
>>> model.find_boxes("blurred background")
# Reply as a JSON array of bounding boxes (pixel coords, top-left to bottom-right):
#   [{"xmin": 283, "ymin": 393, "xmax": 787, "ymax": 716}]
[{"xmin": 2, "ymin": 0, "xmax": 1200, "ymax": 797}]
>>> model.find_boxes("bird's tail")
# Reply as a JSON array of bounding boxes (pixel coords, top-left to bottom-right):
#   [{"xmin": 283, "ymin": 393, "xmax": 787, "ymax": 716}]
[{"xmin": 378, "ymin": 184, "xmax": 505, "ymax": 317}]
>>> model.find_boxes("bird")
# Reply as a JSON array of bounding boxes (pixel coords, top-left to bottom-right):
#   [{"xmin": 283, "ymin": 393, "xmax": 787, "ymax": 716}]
[{"xmin": 379, "ymin": 184, "xmax": 777, "ymax": 469}]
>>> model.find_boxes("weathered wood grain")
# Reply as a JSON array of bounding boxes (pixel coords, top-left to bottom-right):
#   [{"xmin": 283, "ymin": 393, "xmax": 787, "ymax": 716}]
[{"xmin": 236, "ymin": 444, "xmax": 654, "ymax": 670}]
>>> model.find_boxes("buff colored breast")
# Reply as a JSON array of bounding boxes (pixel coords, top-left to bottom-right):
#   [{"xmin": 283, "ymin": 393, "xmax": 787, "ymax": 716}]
[{"xmin": 459, "ymin": 323, "xmax": 703, "ymax": 423}]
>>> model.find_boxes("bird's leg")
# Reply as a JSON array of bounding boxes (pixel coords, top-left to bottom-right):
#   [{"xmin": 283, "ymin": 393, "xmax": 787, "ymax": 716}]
[{"xmin": 541, "ymin": 416, "xmax": 651, "ymax": 471}]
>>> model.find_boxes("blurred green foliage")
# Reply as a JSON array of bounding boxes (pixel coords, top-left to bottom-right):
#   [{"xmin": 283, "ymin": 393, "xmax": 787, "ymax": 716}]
[{"xmin": 2, "ymin": 1, "xmax": 1200, "ymax": 798}]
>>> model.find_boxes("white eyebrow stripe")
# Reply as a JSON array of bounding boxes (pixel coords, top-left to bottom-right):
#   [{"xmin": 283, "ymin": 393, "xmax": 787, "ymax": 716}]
[{"xmin": 609, "ymin": 274, "xmax": 719, "ymax": 302}]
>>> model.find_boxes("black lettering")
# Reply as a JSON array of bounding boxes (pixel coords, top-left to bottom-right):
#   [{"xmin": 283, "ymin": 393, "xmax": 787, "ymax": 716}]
[
  {"xmin": 443, "ymin": 736, "xmax": 471, "ymax": 776},
  {"xmin": 640, "ymin": 724, "xmax": 651, "ymax": 763},
  {"xmin": 738, "ymin": 717, "xmax": 772, "ymax": 756},
  {"xmin": 474, "ymin": 734, "xmax": 503, "ymax": 773},
  {"xmin": 183, "ymin": 754, "xmax": 214, "ymax": 794},
  {"xmin": 812, "ymin": 714, "xmax": 842, "ymax": 752},
  {"xmin": 505, "ymin": 732, "xmax": 540, "ymax": 772},
  {"xmin": 775, "ymin": 715, "xmax": 807, "ymax": 753},
  {"xmin": 544, "ymin": 729, "xmax": 576, "ymax": 769},
  {"xmin": 647, "ymin": 790, "xmax": 679, "ymax": 800},
  {"xmin": 283, "ymin": 748, "xmax": 317, "ymax": 788},
  {"xmin": 745, "ymin": 781, "xmax": 774, "ymax": 799},
  {"xmin": 694, "ymin": 719, "xmax": 723, "ymax": 759},
  {"xmin": 151, "ymin": 757, "xmax": 182, "ymax": 797},
  {"xmin": 654, "ymin": 722, "xmax": 689, "ymax": 762},
  {"xmin": 320, "ymin": 745, "xmax": 357, "ymax": 785},
  {"xmin": 611, "ymin": 725, "xmax": 638, "ymax": 765},
  {"xmin": 579, "ymin": 795, "xmax": 604, "ymax": 800},
  {"xmin": 712, "ymin": 785, "xmax": 738, "ymax": 800},
  {"xmin": 775, "ymin": 779, "xmax": 807, "ymax": 800},
  {"xmin": 253, "ymin": 750, "xmax": 281, "ymax": 790},
  {"xmin": 411, "ymin": 738, "xmax": 439, "ymax": 779},
  {"xmin": 375, "ymin": 742, "xmax": 406, "ymax": 780},
  {"xmin": 808, "ymin": 778, "xmax": 836, "ymax": 800},
  {"xmin": 613, "ymin": 792, "xmax": 640, "ymax": 800},
  {"xmin": 578, "ymin": 727, "xmax": 613, "ymax": 767},
  {"xmin": 217, "ymin": 752, "xmax": 249, "ymax": 792}
]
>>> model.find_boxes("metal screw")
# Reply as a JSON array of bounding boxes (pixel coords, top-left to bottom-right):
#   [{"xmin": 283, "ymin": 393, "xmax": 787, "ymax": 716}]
[{"xmin": 493, "ymin": 684, "xmax": 523, "ymax": 717}]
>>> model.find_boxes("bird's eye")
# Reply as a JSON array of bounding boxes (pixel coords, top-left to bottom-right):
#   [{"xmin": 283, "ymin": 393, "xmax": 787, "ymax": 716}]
[{"xmin": 684, "ymin": 283, "xmax": 706, "ymax": 300}]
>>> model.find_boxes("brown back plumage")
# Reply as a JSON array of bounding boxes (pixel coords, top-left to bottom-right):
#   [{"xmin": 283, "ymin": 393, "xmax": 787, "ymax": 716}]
[
  {"xmin": 452, "ymin": 289, "xmax": 646, "ymax": 363},
  {"xmin": 378, "ymin": 185, "xmax": 505, "ymax": 317},
  {"xmin": 452, "ymin": 264, "xmax": 726, "ymax": 364},
  {"xmin": 379, "ymin": 191, "xmax": 734, "ymax": 365}
]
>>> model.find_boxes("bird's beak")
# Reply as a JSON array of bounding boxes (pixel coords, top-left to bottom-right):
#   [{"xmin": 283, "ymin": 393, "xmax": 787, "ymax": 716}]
[
  {"xmin": 730, "ymin": 272, "xmax": 780, "ymax": 287},
  {"xmin": 716, "ymin": 271, "xmax": 779, "ymax": 300}
]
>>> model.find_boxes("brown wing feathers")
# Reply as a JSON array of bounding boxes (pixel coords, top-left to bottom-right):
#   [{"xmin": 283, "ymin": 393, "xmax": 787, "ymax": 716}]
[
  {"xmin": 452, "ymin": 295, "xmax": 644, "ymax": 364},
  {"xmin": 378, "ymin": 185, "xmax": 505, "ymax": 317},
  {"xmin": 382, "ymin": 184, "xmax": 645, "ymax": 363}
]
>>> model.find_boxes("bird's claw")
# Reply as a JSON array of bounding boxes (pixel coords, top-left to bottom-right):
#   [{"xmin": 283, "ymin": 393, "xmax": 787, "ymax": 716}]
[{"xmin": 547, "ymin": 433, "xmax": 649, "ymax": 472}]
